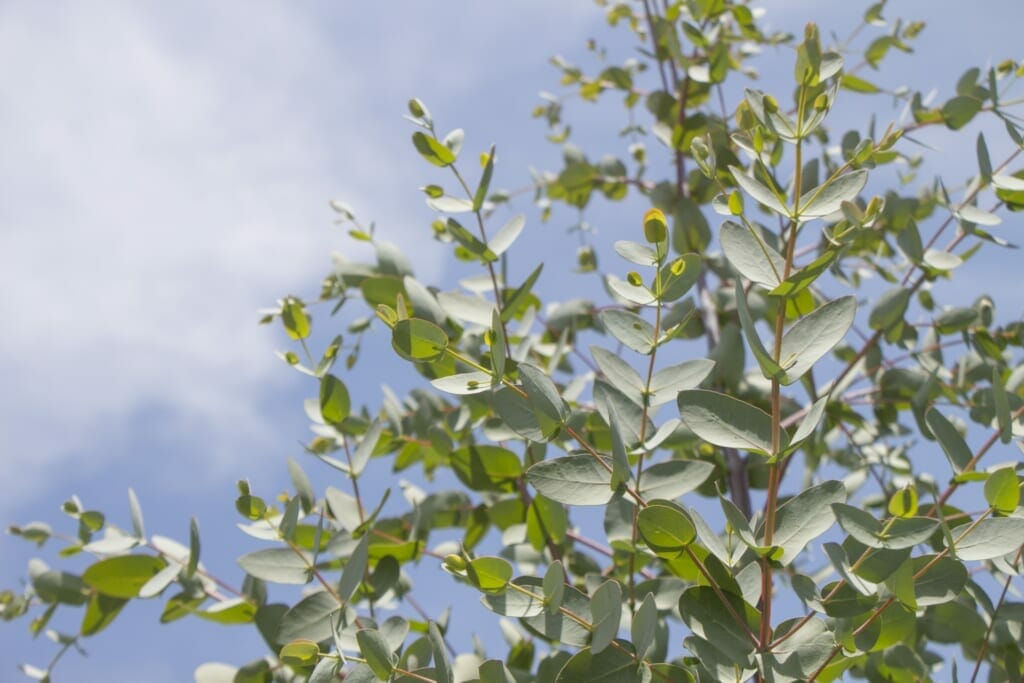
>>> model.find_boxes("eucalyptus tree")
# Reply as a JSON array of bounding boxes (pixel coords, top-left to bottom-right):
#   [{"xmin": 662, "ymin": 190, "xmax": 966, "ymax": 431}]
[{"xmin": 6, "ymin": 1, "xmax": 1024, "ymax": 682}]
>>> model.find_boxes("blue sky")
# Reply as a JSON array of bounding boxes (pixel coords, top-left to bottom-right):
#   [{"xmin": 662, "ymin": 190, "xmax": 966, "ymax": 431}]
[{"xmin": 1, "ymin": 2, "xmax": 1022, "ymax": 681}]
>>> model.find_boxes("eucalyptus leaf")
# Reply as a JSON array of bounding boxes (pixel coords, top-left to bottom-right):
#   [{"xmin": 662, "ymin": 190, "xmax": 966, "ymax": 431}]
[
  {"xmin": 777, "ymin": 296, "xmax": 856, "ymax": 384},
  {"xmin": 955, "ymin": 517, "xmax": 1024, "ymax": 560},
  {"xmin": 770, "ymin": 480, "xmax": 846, "ymax": 564},
  {"xmin": 599, "ymin": 309, "xmax": 656, "ymax": 354},
  {"xmin": 677, "ymin": 389, "xmax": 775, "ymax": 455},
  {"xmin": 720, "ymin": 220, "xmax": 785, "ymax": 287},
  {"xmin": 526, "ymin": 455, "xmax": 614, "ymax": 505}
]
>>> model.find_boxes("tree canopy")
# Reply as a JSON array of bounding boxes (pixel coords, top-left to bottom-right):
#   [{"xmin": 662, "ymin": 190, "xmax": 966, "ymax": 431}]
[{"xmin": 5, "ymin": 2, "xmax": 1024, "ymax": 682}]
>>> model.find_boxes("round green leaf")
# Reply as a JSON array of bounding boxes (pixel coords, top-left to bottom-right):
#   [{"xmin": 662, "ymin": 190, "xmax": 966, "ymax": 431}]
[
  {"xmin": 984, "ymin": 467, "xmax": 1020, "ymax": 514},
  {"xmin": 637, "ymin": 500, "xmax": 696, "ymax": 555},
  {"xmin": 887, "ymin": 485, "xmax": 918, "ymax": 519},
  {"xmin": 467, "ymin": 556, "xmax": 513, "ymax": 594},
  {"xmin": 450, "ymin": 445, "xmax": 522, "ymax": 492},
  {"xmin": 319, "ymin": 374, "xmax": 351, "ymax": 425},
  {"xmin": 391, "ymin": 318, "xmax": 448, "ymax": 362},
  {"xmin": 82, "ymin": 555, "xmax": 167, "ymax": 599},
  {"xmin": 279, "ymin": 639, "xmax": 320, "ymax": 668}
]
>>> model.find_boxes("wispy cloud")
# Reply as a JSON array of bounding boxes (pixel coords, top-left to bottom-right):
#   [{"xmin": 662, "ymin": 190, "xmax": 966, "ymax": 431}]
[{"xmin": 0, "ymin": 1, "xmax": 602, "ymax": 514}]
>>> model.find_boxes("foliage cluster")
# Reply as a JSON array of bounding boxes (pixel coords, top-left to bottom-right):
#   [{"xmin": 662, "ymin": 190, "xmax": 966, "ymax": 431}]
[{"xmin": 5, "ymin": 1, "xmax": 1024, "ymax": 682}]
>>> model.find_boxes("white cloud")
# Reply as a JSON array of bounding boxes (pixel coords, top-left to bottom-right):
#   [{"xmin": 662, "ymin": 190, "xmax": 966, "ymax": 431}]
[
  {"xmin": 0, "ymin": 1, "xmax": 603, "ymax": 516},
  {"xmin": 0, "ymin": 2, "xmax": 417, "ymax": 510}
]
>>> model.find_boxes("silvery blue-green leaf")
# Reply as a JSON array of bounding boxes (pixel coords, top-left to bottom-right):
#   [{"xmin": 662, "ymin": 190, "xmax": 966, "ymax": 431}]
[
  {"xmin": 957, "ymin": 203, "xmax": 1001, "ymax": 226},
  {"xmin": 526, "ymin": 455, "xmax": 614, "ymax": 505},
  {"xmin": 437, "ymin": 291, "xmax": 495, "ymax": 327},
  {"xmin": 489, "ymin": 214, "xmax": 525, "ymax": 257},
  {"xmin": 431, "ymin": 371, "xmax": 493, "ymax": 395},
  {"xmin": 679, "ymin": 586, "xmax": 759, "ymax": 663},
  {"xmin": 481, "ymin": 576, "xmax": 546, "ymax": 617},
  {"xmin": 279, "ymin": 497, "xmax": 300, "ymax": 541},
  {"xmin": 492, "ymin": 386, "xmax": 547, "ymax": 442},
  {"xmin": 614, "ymin": 240, "xmax": 658, "ymax": 266},
  {"xmin": 542, "ymin": 560, "xmax": 566, "ymax": 614},
  {"xmin": 594, "ymin": 380, "xmax": 652, "ymax": 449},
  {"xmin": 819, "ymin": 51, "xmax": 844, "ymax": 80},
  {"xmin": 608, "ymin": 413, "xmax": 632, "ymax": 490},
  {"xmin": 325, "ymin": 487, "xmax": 363, "ymax": 532},
  {"xmin": 720, "ymin": 220, "xmax": 785, "ymax": 288},
  {"xmin": 912, "ymin": 555, "xmax": 966, "ymax": 606},
  {"xmin": 194, "ymin": 663, "xmax": 238, "ymax": 683},
  {"xmin": 427, "ymin": 195, "xmax": 474, "ymax": 213},
  {"xmin": 341, "ymin": 664, "xmax": 377, "ymax": 683},
  {"xmin": 237, "ymin": 548, "xmax": 312, "ymax": 585},
  {"xmin": 992, "ymin": 173, "xmax": 1024, "ymax": 190},
  {"xmin": 832, "ymin": 503, "xmax": 884, "ymax": 547},
  {"xmin": 648, "ymin": 359, "xmax": 715, "ymax": 406},
  {"xmin": 955, "ymin": 517, "xmax": 1024, "ymax": 560},
  {"xmin": 798, "ymin": 169, "xmax": 868, "ymax": 218},
  {"xmin": 677, "ymin": 389, "xmax": 775, "ymax": 455},
  {"xmin": 922, "ymin": 249, "xmax": 963, "ymax": 271},
  {"xmin": 443, "ymin": 127, "xmax": 464, "ymax": 155},
  {"xmin": 790, "ymin": 394, "xmax": 830, "ymax": 447},
  {"xmin": 603, "ymin": 494, "xmax": 634, "ymax": 545},
  {"xmin": 520, "ymin": 363, "xmax": 568, "ymax": 427},
  {"xmin": 357, "ymin": 628, "xmax": 396, "ymax": 680},
  {"xmin": 337, "ymin": 532, "xmax": 370, "ymax": 604},
  {"xmin": 767, "ymin": 616, "xmax": 836, "ymax": 680},
  {"xmin": 491, "ymin": 308, "xmax": 506, "ymax": 383},
  {"xmin": 720, "ymin": 495, "xmax": 758, "ymax": 550},
  {"xmin": 770, "ymin": 480, "xmax": 845, "ymax": 564},
  {"xmin": 925, "ymin": 409, "xmax": 972, "ymax": 474},
  {"xmin": 520, "ymin": 579, "xmax": 593, "ymax": 647},
  {"xmin": 403, "ymin": 276, "xmax": 448, "ymax": 328},
  {"xmin": 599, "ymin": 309, "xmax": 655, "ymax": 354},
  {"xmin": 589, "ymin": 580, "xmax": 622, "ymax": 654},
  {"xmin": 606, "ymin": 274, "xmax": 656, "ymax": 306},
  {"xmin": 591, "ymin": 346, "xmax": 645, "ymax": 406},
  {"xmin": 138, "ymin": 562, "xmax": 180, "ymax": 599},
  {"xmin": 187, "ymin": 517, "xmax": 201, "ymax": 577},
  {"xmin": 632, "ymin": 592, "xmax": 658, "ymax": 660},
  {"xmin": 277, "ymin": 591, "xmax": 343, "ymax": 643},
  {"xmin": 478, "ymin": 660, "xmax": 516, "ymax": 683},
  {"xmin": 992, "ymin": 366, "xmax": 1012, "ymax": 444},
  {"xmin": 868, "ymin": 288, "xmax": 910, "ymax": 330},
  {"xmin": 822, "ymin": 542, "xmax": 875, "ymax": 596},
  {"xmin": 128, "ymin": 488, "xmax": 145, "ymax": 540},
  {"xmin": 730, "ymin": 165, "xmax": 789, "ymax": 216},
  {"xmin": 640, "ymin": 418, "xmax": 681, "ymax": 450},
  {"xmin": 735, "ymin": 280, "xmax": 783, "ymax": 381},
  {"xmin": 685, "ymin": 635, "xmax": 756, "ymax": 682},
  {"xmin": 350, "ymin": 419, "xmax": 384, "ymax": 477},
  {"xmin": 82, "ymin": 530, "xmax": 139, "ymax": 555},
  {"xmin": 501, "ymin": 263, "xmax": 543, "ymax": 323},
  {"xmin": 308, "ymin": 658, "xmax": 341, "ymax": 683},
  {"xmin": 637, "ymin": 460, "xmax": 715, "ymax": 500},
  {"xmin": 778, "ymin": 296, "xmax": 856, "ymax": 384},
  {"xmin": 690, "ymin": 508, "xmax": 730, "ymax": 564},
  {"xmin": 429, "ymin": 622, "xmax": 453, "ymax": 683},
  {"xmin": 556, "ymin": 642, "xmax": 640, "ymax": 683}
]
